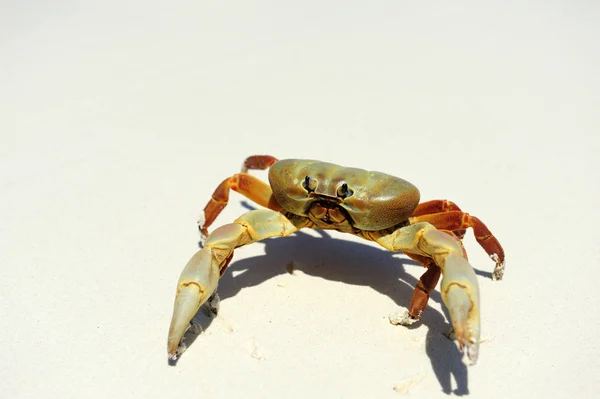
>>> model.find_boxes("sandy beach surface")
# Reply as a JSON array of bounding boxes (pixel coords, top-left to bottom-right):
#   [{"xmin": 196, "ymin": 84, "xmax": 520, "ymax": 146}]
[{"xmin": 2, "ymin": 2, "xmax": 599, "ymax": 398}]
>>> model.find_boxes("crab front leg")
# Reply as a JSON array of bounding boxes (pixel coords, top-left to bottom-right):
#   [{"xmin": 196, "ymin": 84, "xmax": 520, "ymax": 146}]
[
  {"xmin": 199, "ymin": 155, "xmax": 280, "ymax": 238},
  {"xmin": 200, "ymin": 173, "xmax": 282, "ymax": 240},
  {"xmin": 168, "ymin": 209, "xmax": 306, "ymax": 359},
  {"xmin": 375, "ymin": 222, "xmax": 481, "ymax": 364}
]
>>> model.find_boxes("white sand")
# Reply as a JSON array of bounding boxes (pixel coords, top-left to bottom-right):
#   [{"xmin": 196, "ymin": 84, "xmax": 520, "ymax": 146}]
[{"xmin": 2, "ymin": 2, "xmax": 599, "ymax": 398}]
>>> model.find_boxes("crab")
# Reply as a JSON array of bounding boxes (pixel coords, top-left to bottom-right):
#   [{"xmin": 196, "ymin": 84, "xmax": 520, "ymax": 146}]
[{"xmin": 167, "ymin": 156, "xmax": 505, "ymax": 364}]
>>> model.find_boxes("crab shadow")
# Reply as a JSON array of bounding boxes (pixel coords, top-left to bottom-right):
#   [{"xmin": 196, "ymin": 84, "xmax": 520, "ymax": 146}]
[{"xmin": 175, "ymin": 202, "xmax": 493, "ymax": 395}]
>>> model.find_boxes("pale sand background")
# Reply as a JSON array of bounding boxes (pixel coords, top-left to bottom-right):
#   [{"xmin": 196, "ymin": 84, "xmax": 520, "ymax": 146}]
[{"xmin": 2, "ymin": 1, "xmax": 599, "ymax": 398}]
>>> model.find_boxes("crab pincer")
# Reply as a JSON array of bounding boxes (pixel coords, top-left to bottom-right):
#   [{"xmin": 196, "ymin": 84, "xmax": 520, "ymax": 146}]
[
  {"xmin": 167, "ymin": 248, "xmax": 220, "ymax": 359},
  {"xmin": 374, "ymin": 222, "xmax": 481, "ymax": 363},
  {"xmin": 440, "ymin": 253, "xmax": 481, "ymax": 363},
  {"xmin": 168, "ymin": 211, "xmax": 303, "ymax": 359}
]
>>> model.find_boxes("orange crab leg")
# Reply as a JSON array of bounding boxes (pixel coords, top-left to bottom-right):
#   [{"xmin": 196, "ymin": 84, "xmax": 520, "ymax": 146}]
[
  {"xmin": 412, "ymin": 199, "xmax": 463, "ymax": 216},
  {"xmin": 200, "ymin": 155, "xmax": 280, "ymax": 236},
  {"xmin": 410, "ymin": 210, "xmax": 505, "ymax": 280},
  {"xmin": 200, "ymin": 173, "xmax": 282, "ymax": 237},
  {"xmin": 241, "ymin": 155, "xmax": 278, "ymax": 173},
  {"xmin": 406, "ymin": 258, "xmax": 442, "ymax": 319},
  {"xmin": 412, "ymin": 200, "xmax": 466, "ymax": 237}
]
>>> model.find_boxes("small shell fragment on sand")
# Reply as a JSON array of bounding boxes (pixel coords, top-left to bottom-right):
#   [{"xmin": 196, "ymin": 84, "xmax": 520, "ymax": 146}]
[
  {"xmin": 393, "ymin": 373, "xmax": 425, "ymax": 394},
  {"xmin": 246, "ymin": 337, "xmax": 265, "ymax": 360},
  {"xmin": 218, "ymin": 314, "xmax": 234, "ymax": 333}
]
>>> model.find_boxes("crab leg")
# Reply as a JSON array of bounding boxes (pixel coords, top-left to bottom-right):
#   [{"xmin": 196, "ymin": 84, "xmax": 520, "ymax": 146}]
[
  {"xmin": 374, "ymin": 222, "xmax": 481, "ymax": 364},
  {"xmin": 200, "ymin": 173, "xmax": 282, "ymax": 238},
  {"xmin": 410, "ymin": 211, "xmax": 505, "ymax": 280},
  {"xmin": 240, "ymin": 155, "xmax": 278, "ymax": 173},
  {"xmin": 168, "ymin": 209, "xmax": 304, "ymax": 359},
  {"xmin": 404, "ymin": 262, "xmax": 442, "ymax": 320},
  {"xmin": 412, "ymin": 199, "xmax": 463, "ymax": 216},
  {"xmin": 411, "ymin": 200, "xmax": 466, "ymax": 237}
]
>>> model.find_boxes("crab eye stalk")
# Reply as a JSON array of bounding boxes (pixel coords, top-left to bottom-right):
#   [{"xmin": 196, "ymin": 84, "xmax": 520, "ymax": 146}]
[
  {"xmin": 337, "ymin": 182, "xmax": 353, "ymax": 199},
  {"xmin": 302, "ymin": 175, "xmax": 318, "ymax": 193}
]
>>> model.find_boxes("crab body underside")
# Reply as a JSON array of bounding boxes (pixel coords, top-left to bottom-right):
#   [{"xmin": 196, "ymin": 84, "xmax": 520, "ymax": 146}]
[{"xmin": 167, "ymin": 156, "xmax": 505, "ymax": 364}]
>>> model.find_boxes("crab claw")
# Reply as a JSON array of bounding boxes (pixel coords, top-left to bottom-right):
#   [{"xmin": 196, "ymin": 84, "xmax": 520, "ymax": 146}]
[
  {"xmin": 167, "ymin": 249, "xmax": 220, "ymax": 359},
  {"xmin": 445, "ymin": 285, "xmax": 480, "ymax": 364},
  {"xmin": 440, "ymin": 253, "xmax": 481, "ymax": 365}
]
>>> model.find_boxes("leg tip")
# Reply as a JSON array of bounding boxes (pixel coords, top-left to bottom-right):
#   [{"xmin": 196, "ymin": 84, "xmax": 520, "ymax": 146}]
[
  {"xmin": 490, "ymin": 254, "xmax": 505, "ymax": 281},
  {"xmin": 389, "ymin": 309, "xmax": 419, "ymax": 326},
  {"xmin": 197, "ymin": 212, "xmax": 208, "ymax": 246}
]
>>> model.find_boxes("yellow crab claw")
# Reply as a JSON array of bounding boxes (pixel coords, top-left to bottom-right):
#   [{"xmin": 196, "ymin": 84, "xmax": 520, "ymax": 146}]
[
  {"xmin": 444, "ymin": 284, "xmax": 480, "ymax": 364},
  {"xmin": 167, "ymin": 249, "xmax": 220, "ymax": 360},
  {"xmin": 440, "ymin": 252, "xmax": 481, "ymax": 365},
  {"xmin": 168, "ymin": 284, "xmax": 203, "ymax": 359}
]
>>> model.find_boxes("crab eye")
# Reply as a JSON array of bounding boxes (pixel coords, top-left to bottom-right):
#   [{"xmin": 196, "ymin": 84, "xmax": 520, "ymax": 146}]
[
  {"xmin": 337, "ymin": 182, "xmax": 353, "ymax": 199},
  {"xmin": 302, "ymin": 175, "xmax": 318, "ymax": 192}
]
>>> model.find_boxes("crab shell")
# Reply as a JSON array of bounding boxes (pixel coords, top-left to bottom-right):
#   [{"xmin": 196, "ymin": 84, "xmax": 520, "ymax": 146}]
[{"xmin": 268, "ymin": 159, "xmax": 420, "ymax": 231}]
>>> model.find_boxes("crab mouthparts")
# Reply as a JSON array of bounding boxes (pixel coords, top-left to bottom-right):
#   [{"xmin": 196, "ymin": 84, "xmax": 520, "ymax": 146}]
[{"xmin": 308, "ymin": 201, "xmax": 347, "ymax": 224}]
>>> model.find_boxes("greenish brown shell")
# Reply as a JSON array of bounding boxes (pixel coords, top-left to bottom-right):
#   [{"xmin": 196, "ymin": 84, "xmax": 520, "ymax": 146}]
[{"xmin": 268, "ymin": 159, "xmax": 420, "ymax": 231}]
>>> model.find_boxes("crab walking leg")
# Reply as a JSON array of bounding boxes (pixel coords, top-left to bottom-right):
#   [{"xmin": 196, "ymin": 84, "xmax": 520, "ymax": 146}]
[
  {"xmin": 200, "ymin": 173, "xmax": 282, "ymax": 238},
  {"xmin": 402, "ymin": 255, "xmax": 442, "ymax": 320},
  {"xmin": 412, "ymin": 200, "xmax": 463, "ymax": 216},
  {"xmin": 375, "ymin": 222, "xmax": 481, "ymax": 364},
  {"xmin": 410, "ymin": 211, "xmax": 505, "ymax": 280},
  {"xmin": 240, "ymin": 154, "xmax": 278, "ymax": 173},
  {"xmin": 389, "ymin": 259, "xmax": 442, "ymax": 327},
  {"xmin": 168, "ymin": 209, "xmax": 304, "ymax": 359},
  {"xmin": 410, "ymin": 266, "xmax": 442, "ymax": 318},
  {"xmin": 411, "ymin": 200, "xmax": 466, "ymax": 237}
]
